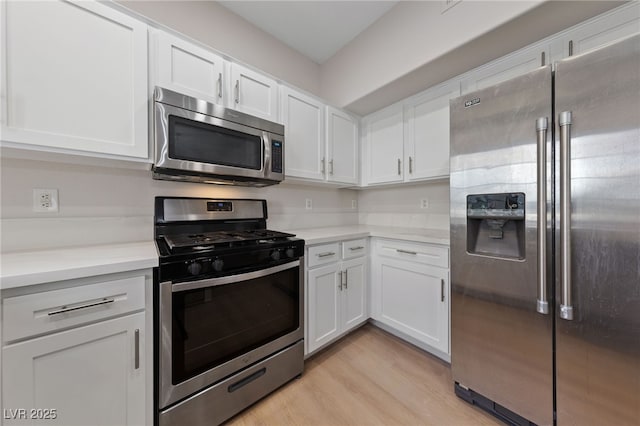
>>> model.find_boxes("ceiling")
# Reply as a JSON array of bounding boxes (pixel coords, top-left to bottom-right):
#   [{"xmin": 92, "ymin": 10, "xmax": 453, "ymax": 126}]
[{"xmin": 218, "ymin": 1, "xmax": 397, "ymax": 64}]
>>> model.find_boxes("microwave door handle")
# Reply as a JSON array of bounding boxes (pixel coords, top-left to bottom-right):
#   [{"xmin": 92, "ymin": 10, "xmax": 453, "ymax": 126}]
[{"xmin": 262, "ymin": 133, "xmax": 269, "ymax": 172}]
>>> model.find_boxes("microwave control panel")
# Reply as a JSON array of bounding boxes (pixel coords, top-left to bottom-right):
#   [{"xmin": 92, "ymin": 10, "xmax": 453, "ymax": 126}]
[{"xmin": 272, "ymin": 140, "xmax": 283, "ymax": 173}]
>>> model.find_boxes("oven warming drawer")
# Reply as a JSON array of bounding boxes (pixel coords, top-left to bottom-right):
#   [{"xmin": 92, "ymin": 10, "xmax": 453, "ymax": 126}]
[{"xmin": 159, "ymin": 340, "xmax": 304, "ymax": 426}]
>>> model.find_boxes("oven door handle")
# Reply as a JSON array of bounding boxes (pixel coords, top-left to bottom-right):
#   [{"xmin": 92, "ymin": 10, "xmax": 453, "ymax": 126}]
[{"xmin": 168, "ymin": 260, "xmax": 300, "ymax": 293}]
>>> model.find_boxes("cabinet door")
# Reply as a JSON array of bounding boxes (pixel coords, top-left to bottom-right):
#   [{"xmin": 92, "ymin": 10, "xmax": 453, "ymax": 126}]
[
  {"xmin": 307, "ymin": 264, "xmax": 341, "ymax": 354},
  {"xmin": 560, "ymin": 2, "xmax": 640, "ymax": 57},
  {"xmin": 375, "ymin": 258, "xmax": 448, "ymax": 354},
  {"xmin": 156, "ymin": 31, "xmax": 226, "ymax": 104},
  {"xmin": 326, "ymin": 106, "xmax": 359, "ymax": 185},
  {"xmin": 364, "ymin": 104, "xmax": 404, "ymax": 185},
  {"xmin": 460, "ymin": 43, "xmax": 548, "ymax": 95},
  {"xmin": 1, "ymin": 0, "xmax": 148, "ymax": 159},
  {"xmin": 2, "ymin": 313, "xmax": 146, "ymax": 426},
  {"xmin": 404, "ymin": 82, "xmax": 459, "ymax": 181},
  {"xmin": 281, "ymin": 87, "xmax": 325, "ymax": 180},
  {"xmin": 229, "ymin": 64, "xmax": 278, "ymax": 122},
  {"xmin": 341, "ymin": 258, "xmax": 367, "ymax": 332}
]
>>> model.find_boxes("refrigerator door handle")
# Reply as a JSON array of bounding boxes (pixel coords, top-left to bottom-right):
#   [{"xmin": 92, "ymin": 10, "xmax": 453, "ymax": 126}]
[
  {"xmin": 559, "ymin": 111, "xmax": 574, "ymax": 321},
  {"xmin": 536, "ymin": 117, "xmax": 549, "ymax": 315}
]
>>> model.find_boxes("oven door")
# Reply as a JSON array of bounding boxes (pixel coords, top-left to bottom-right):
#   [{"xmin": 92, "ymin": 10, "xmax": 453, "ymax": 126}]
[
  {"xmin": 154, "ymin": 102, "xmax": 282, "ymax": 181},
  {"xmin": 158, "ymin": 260, "xmax": 304, "ymax": 408}
]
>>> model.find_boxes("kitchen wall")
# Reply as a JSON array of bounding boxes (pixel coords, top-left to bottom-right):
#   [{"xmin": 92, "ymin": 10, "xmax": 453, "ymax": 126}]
[
  {"xmin": 323, "ymin": 1, "xmax": 623, "ymax": 115},
  {"xmin": 0, "ymin": 157, "xmax": 358, "ymax": 252},
  {"xmin": 357, "ymin": 182, "xmax": 449, "ymax": 230},
  {"xmin": 320, "ymin": 1, "xmax": 542, "ymax": 110}
]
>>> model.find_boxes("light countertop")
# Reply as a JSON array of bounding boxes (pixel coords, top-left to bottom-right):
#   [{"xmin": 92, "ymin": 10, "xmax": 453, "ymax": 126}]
[
  {"xmin": 1, "ymin": 241, "xmax": 158, "ymax": 290},
  {"xmin": 285, "ymin": 225, "xmax": 450, "ymax": 246},
  {"xmin": 0, "ymin": 227, "xmax": 447, "ymax": 290}
]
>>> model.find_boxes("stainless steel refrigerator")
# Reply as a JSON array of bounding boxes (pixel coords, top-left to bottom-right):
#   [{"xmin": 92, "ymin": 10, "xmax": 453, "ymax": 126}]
[{"xmin": 449, "ymin": 34, "xmax": 639, "ymax": 426}]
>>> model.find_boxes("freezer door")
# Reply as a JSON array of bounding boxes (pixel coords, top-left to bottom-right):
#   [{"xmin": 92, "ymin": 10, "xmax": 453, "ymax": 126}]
[
  {"xmin": 554, "ymin": 34, "xmax": 640, "ymax": 425},
  {"xmin": 450, "ymin": 66, "xmax": 553, "ymax": 425}
]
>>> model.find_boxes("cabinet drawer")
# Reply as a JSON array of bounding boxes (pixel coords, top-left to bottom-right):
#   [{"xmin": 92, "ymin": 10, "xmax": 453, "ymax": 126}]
[
  {"xmin": 342, "ymin": 239, "xmax": 368, "ymax": 260},
  {"xmin": 307, "ymin": 243, "xmax": 340, "ymax": 268},
  {"xmin": 3, "ymin": 275, "xmax": 145, "ymax": 343},
  {"xmin": 375, "ymin": 239, "xmax": 449, "ymax": 268}
]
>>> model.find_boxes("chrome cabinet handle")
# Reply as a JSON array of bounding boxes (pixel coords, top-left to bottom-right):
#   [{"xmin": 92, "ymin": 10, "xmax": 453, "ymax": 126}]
[
  {"xmin": 396, "ymin": 249, "xmax": 417, "ymax": 255},
  {"xmin": 321, "ymin": 157, "xmax": 325, "ymax": 174},
  {"xmin": 338, "ymin": 271, "xmax": 343, "ymax": 291},
  {"xmin": 349, "ymin": 246, "xmax": 364, "ymax": 251},
  {"xmin": 409, "ymin": 156, "xmax": 413, "ymax": 174},
  {"xmin": 397, "ymin": 158, "xmax": 401, "ymax": 175},
  {"xmin": 559, "ymin": 111, "xmax": 573, "ymax": 321},
  {"xmin": 48, "ymin": 297, "xmax": 115, "ymax": 316},
  {"xmin": 134, "ymin": 329, "xmax": 140, "ymax": 370},
  {"xmin": 344, "ymin": 270, "xmax": 348, "ymax": 290},
  {"xmin": 329, "ymin": 159, "xmax": 334, "ymax": 175},
  {"xmin": 217, "ymin": 73, "xmax": 223, "ymax": 99},
  {"xmin": 568, "ymin": 40, "xmax": 574, "ymax": 56},
  {"xmin": 536, "ymin": 117, "xmax": 549, "ymax": 315},
  {"xmin": 234, "ymin": 80, "xmax": 240, "ymax": 104},
  {"xmin": 440, "ymin": 279, "xmax": 445, "ymax": 302},
  {"xmin": 317, "ymin": 251, "xmax": 335, "ymax": 258}
]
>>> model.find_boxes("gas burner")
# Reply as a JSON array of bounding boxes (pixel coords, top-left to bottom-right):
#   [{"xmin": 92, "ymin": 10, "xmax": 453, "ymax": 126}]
[{"xmin": 162, "ymin": 229, "xmax": 296, "ymax": 253}]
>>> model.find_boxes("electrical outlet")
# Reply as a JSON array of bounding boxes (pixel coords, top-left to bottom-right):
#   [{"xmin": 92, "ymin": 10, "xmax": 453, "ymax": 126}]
[
  {"xmin": 351, "ymin": 199, "xmax": 357, "ymax": 209},
  {"xmin": 420, "ymin": 198, "xmax": 429, "ymax": 209},
  {"xmin": 33, "ymin": 188, "xmax": 59, "ymax": 212},
  {"xmin": 305, "ymin": 198, "xmax": 312, "ymax": 210}
]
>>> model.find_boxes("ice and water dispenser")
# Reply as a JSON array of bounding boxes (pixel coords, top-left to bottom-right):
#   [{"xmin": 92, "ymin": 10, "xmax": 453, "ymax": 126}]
[{"xmin": 466, "ymin": 193, "xmax": 525, "ymax": 259}]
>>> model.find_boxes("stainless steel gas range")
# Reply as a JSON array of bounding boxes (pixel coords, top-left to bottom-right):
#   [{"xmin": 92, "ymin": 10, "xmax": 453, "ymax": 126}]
[{"xmin": 153, "ymin": 197, "xmax": 304, "ymax": 425}]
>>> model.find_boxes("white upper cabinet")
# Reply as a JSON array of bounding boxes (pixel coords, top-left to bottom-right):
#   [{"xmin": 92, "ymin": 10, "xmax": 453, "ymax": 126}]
[
  {"xmin": 363, "ymin": 103, "xmax": 404, "ymax": 185},
  {"xmin": 403, "ymin": 81, "xmax": 459, "ymax": 181},
  {"xmin": 326, "ymin": 106, "xmax": 359, "ymax": 185},
  {"xmin": 460, "ymin": 43, "xmax": 549, "ymax": 95},
  {"xmin": 155, "ymin": 31, "xmax": 226, "ymax": 105},
  {"xmin": 557, "ymin": 2, "xmax": 640, "ymax": 58},
  {"xmin": 363, "ymin": 84, "xmax": 456, "ymax": 187},
  {"xmin": 230, "ymin": 63, "xmax": 279, "ymax": 122},
  {"xmin": 281, "ymin": 87, "xmax": 325, "ymax": 181},
  {"xmin": 281, "ymin": 88, "xmax": 358, "ymax": 185},
  {"xmin": 1, "ymin": 0, "xmax": 148, "ymax": 159}
]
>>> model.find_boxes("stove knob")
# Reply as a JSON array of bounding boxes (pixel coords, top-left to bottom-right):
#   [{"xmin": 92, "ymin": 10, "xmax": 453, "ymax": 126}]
[
  {"xmin": 187, "ymin": 262, "xmax": 202, "ymax": 276},
  {"xmin": 285, "ymin": 248, "xmax": 295, "ymax": 258},
  {"xmin": 212, "ymin": 258, "xmax": 224, "ymax": 272},
  {"xmin": 270, "ymin": 250, "xmax": 281, "ymax": 261}
]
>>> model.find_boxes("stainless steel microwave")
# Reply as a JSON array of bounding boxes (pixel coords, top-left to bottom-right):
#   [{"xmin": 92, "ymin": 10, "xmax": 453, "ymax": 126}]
[{"xmin": 153, "ymin": 87, "xmax": 284, "ymax": 186}]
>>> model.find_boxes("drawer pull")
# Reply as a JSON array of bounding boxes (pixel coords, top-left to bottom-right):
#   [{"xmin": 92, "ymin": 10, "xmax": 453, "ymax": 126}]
[
  {"xmin": 349, "ymin": 246, "xmax": 365, "ymax": 251},
  {"xmin": 317, "ymin": 252, "xmax": 336, "ymax": 258},
  {"xmin": 396, "ymin": 249, "xmax": 417, "ymax": 255},
  {"xmin": 48, "ymin": 297, "xmax": 115, "ymax": 316},
  {"xmin": 134, "ymin": 329, "xmax": 140, "ymax": 369}
]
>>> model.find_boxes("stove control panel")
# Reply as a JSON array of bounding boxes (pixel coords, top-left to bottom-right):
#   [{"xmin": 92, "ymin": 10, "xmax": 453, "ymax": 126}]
[{"xmin": 158, "ymin": 239, "xmax": 305, "ymax": 283}]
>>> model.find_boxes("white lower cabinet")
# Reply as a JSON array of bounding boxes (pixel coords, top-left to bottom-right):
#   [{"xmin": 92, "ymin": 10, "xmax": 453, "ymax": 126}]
[
  {"xmin": 1, "ymin": 273, "xmax": 149, "ymax": 426},
  {"xmin": 2, "ymin": 314, "xmax": 145, "ymax": 426},
  {"xmin": 371, "ymin": 239, "xmax": 450, "ymax": 359},
  {"xmin": 306, "ymin": 239, "xmax": 367, "ymax": 355}
]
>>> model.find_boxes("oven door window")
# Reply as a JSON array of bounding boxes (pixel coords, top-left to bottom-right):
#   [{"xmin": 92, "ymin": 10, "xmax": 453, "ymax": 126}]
[
  {"xmin": 169, "ymin": 115, "xmax": 262, "ymax": 170},
  {"xmin": 171, "ymin": 266, "xmax": 300, "ymax": 384}
]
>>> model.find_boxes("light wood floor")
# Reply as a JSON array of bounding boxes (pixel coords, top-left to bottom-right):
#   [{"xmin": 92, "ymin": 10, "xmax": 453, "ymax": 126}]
[{"xmin": 227, "ymin": 324, "xmax": 502, "ymax": 426}]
